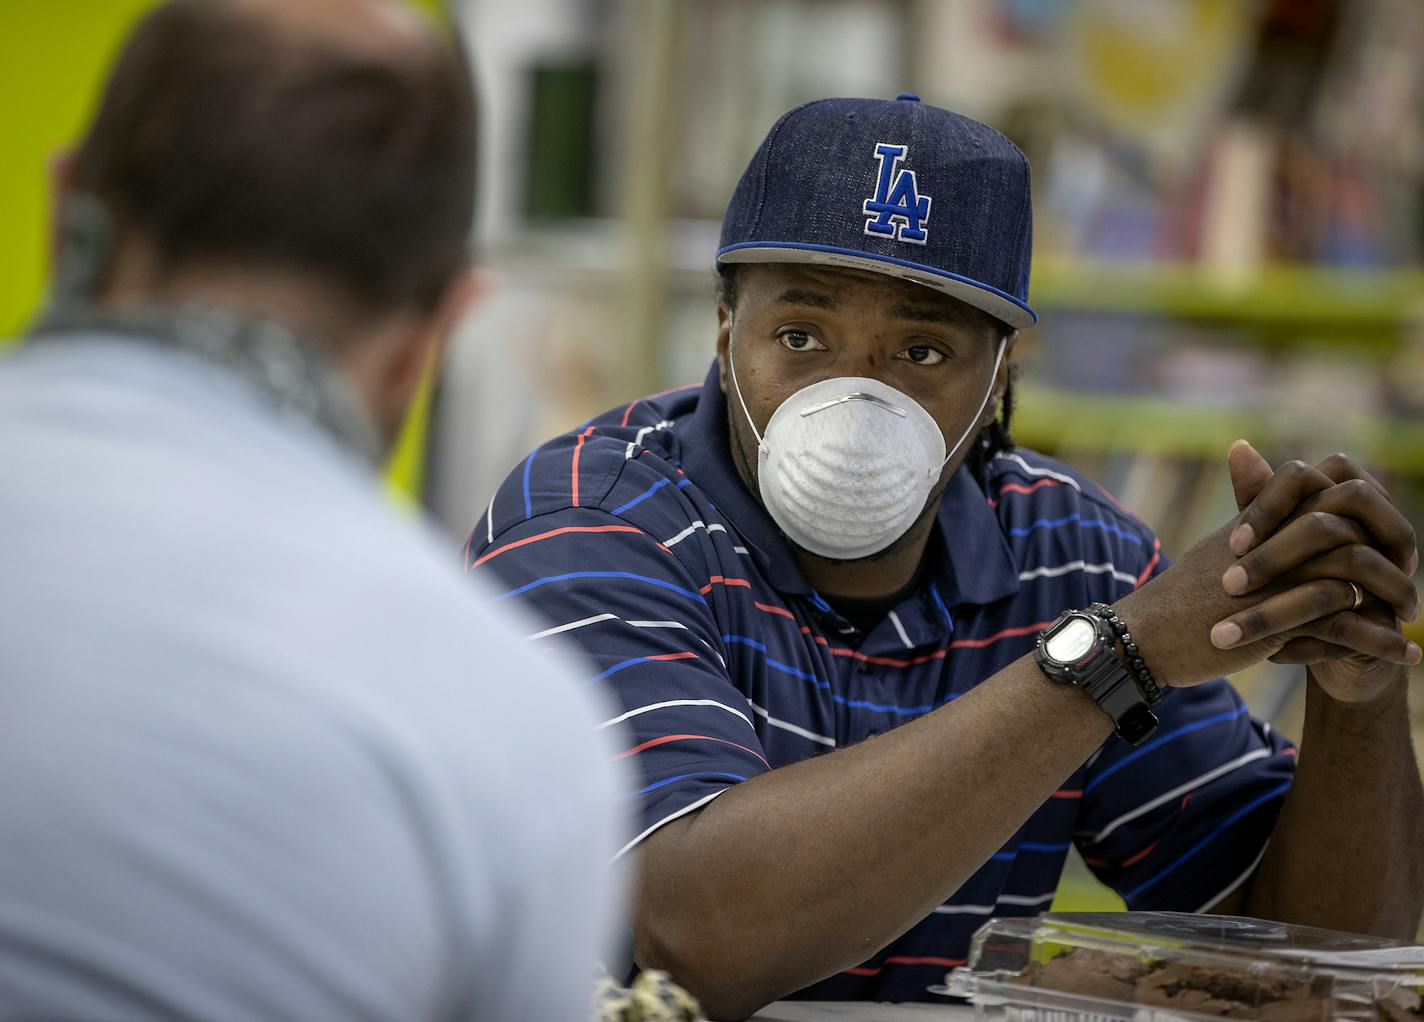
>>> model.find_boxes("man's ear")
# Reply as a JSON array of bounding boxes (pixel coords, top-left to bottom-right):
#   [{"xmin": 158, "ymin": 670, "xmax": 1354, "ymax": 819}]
[
  {"xmin": 423, "ymin": 266, "xmax": 484, "ymax": 369},
  {"xmin": 715, "ymin": 303, "xmax": 732, "ymax": 395},
  {"xmin": 46, "ymin": 149, "xmax": 79, "ymax": 276},
  {"xmin": 348, "ymin": 267, "xmax": 483, "ymax": 449},
  {"xmin": 389, "ymin": 268, "xmax": 480, "ymax": 397},
  {"xmin": 981, "ymin": 330, "xmax": 1017, "ymax": 429}
]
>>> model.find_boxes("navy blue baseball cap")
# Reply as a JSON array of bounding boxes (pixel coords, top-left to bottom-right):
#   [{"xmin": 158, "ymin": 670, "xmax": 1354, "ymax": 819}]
[{"xmin": 717, "ymin": 94, "xmax": 1036, "ymax": 329}]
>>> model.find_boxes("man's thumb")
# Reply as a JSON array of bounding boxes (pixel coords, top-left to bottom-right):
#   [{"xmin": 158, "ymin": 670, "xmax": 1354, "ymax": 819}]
[{"xmin": 1229, "ymin": 439, "xmax": 1273, "ymax": 512}]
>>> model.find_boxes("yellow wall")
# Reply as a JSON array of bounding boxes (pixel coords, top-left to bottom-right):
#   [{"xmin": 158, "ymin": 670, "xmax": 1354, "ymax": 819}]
[
  {"xmin": 0, "ymin": 0, "xmax": 447, "ymax": 498},
  {"xmin": 0, "ymin": 0, "xmax": 160, "ymax": 339}
]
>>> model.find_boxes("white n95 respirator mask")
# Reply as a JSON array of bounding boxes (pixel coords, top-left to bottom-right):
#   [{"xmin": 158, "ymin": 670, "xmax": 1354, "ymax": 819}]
[{"xmin": 728, "ymin": 339, "xmax": 1005, "ymax": 560}]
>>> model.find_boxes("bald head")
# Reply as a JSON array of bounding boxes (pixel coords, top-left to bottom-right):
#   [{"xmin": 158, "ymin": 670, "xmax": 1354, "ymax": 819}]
[{"xmin": 72, "ymin": 0, "xmax": 476, "ymax": 322}]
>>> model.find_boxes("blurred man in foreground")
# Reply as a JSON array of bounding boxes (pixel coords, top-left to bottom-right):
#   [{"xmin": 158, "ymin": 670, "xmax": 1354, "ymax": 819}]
[
  {"xmin": 0, "ymin": 1, "xmax": 622, "ymax": 1018},
  {"xmin": 466, "ymin": 96, "xmax": 1422, "ymax": 1019}
]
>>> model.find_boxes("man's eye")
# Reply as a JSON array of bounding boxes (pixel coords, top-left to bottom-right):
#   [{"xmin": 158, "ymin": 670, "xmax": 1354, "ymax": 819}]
[
  {"xmin": 777, "ymin": 330, "xmax": 824, "ymax": 352},
  {"xmin": 901, "ymin": 345, "xmax": 946, "ymax": 365}
]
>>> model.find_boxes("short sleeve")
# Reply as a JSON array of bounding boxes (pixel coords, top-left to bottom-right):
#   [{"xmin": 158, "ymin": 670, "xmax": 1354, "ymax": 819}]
[
  {"xmin": 1074, "ymin": 679, "xmax": 1296, "ymax": 910},
  {"xmin": 470, "ymin": 504, "xmax": 770, "ymax": 856}
]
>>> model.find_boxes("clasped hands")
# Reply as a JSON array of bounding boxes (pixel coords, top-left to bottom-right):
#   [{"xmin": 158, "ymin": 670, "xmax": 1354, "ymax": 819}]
[{"xmin": 1118, "ymin": 441, "xmax": 1420, "ymax": 705}]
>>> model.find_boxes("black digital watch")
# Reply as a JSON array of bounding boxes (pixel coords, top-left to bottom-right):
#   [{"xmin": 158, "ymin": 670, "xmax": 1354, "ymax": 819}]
[{"xmin": 1035, "ymin": 609, "xmax": 1159, "ymax": 746}]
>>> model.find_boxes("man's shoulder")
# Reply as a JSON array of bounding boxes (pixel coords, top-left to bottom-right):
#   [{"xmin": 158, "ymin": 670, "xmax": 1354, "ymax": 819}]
[
  {"xmin": 986, "ymin": 447, "xmax": 1158, "ymax": 549},
  {"xmin": 482, "ymin": 381, "xmax": 712, "ymax": 541},
  {"xmin": 987, "ymin": 448, "xmax": 1142, "ymax": 518}
]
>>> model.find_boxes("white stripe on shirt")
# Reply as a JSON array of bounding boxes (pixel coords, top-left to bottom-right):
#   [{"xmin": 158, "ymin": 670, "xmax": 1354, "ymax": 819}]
[
  {"xmin": 524, "ymin": 613, "xmax": 617, "ymax": 640},
  {"xmin": 524, "ymin": 612, "xmax": 727, "ymax": 666},
  {"xmin": 1194, "ymin": 842, "xmax": 1268, "ymax": 913},
  {"xmin": 663, "ymin": 520, "xmax": 727, "ymax": 548},
  {"xmin": 1018, "ymin": 560, "xmax": 1137, "ymax": 588},
  {"xmin": 1078, "ymin": 748, "xmax": 1272, "ymax": 846},
  {"xmin": 627, "ymin": 420, "xmax": 676, "ymax": 459},
  {"xmin": 485, "ymin": 490, "xmax": 495, "ymax": 544},
  {"xmin": 934, "ymin": 891, "xmax": 1056, "ymax": 915},
  {"xmin": 614, "ymin": 788, "xmax": 729, "ymax": 861},
  {"xmin": 748, "ymin": 701, "xmax": 836, "ymax": 748},
  {"xmin": 598, "ymin": 697, "xmax": 755, "ymax": 733},
  {"xmin": 887, "ymin": 610, "xmax": 915, "ymax": 650},
  {"xmin": 995, "ymin": 452, "xmax": 1082, "ymax": 491}
]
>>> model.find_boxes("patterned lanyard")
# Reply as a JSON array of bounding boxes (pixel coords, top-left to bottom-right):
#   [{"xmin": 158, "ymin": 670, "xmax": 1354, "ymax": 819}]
[{"xmin": 26, "ymin": 303, "xmax": 383, "ymax": 466}]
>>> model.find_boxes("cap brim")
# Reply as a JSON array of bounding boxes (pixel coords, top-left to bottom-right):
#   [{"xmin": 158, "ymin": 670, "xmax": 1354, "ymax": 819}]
[{"xmin": 717, "ymin": 242, "xmax": 1036, "ymax": 330}]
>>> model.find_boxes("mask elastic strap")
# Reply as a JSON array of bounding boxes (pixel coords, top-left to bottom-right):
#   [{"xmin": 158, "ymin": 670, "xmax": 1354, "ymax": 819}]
[
  {"xmin": 730, "ymin": 324, "xmax": 1005, "ymax": 465},
  {"xmin": 726, "ymin": 319, "xmax": 768, "ymax": 448},
  {"xmin": 937, "ymin": 336, "xmax": 1007, "ymax": 472}
]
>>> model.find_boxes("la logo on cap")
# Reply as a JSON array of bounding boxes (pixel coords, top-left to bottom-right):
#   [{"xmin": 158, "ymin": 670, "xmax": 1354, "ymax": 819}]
[{"xmin": 862, "ymin": 143, "xmax": 931, "ymax": 245}]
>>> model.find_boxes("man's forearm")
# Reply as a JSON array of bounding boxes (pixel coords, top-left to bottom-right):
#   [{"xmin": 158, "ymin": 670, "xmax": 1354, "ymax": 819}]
[
  {"xmin": 1243, "ymin": 674, "xmax": 1424, "ymax": 939},
  {"xmin": 633, "ymin": 653, "xmax": 1112, "ymax": 1020}
]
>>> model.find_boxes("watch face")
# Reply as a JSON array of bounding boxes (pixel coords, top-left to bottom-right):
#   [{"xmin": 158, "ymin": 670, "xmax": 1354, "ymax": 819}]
[{"xmin": 1045, "ymin": 617, "xmax": 1097, "ymax": 664}]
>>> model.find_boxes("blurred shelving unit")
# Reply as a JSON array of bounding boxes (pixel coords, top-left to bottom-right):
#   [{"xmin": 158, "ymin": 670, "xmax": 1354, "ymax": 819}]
[
  {"xmin": 1019, "ymin": 259, "xmax": 1424, "ymax": 476},
  {"xmin": 1030, "ymin": 261, "xmax": 1424, "ymax": 342}
]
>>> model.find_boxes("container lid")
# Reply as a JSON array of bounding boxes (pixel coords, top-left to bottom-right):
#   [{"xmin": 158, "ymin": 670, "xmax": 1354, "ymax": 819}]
[{"xmin": 936, "ymin": 912, "xmax": 1424, "ymax": 1022}]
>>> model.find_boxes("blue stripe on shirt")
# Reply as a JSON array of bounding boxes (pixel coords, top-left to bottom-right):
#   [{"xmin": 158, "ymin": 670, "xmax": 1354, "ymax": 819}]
[
  {"xmin": 634, "ymin": 771, "xmax": 748, "ymax": 796},
  {"xmin": 1122, "ymin": 780, "xmax": 1291, "ymax": 902},
  {"xmin": 613, "ymin": 477, "xmax": 673, "ymax": 515},
  {"xmin": 1085, "ymin": 703, "xmax": 1248, "ymax": 795},
  {"xmin": 493, "ymin": 570, "xmax": 706, "ymax": 604},
  {"xmin": 521, "ymin": 449, "xmax": 537, "ymax": 520},
  {"xmin": 724, "ymin": 634, "xmax": 936, "ymax": 715},
  {"xmin": 1007, "ymin": 513, "xmax": 1143, "ymax": 545}
]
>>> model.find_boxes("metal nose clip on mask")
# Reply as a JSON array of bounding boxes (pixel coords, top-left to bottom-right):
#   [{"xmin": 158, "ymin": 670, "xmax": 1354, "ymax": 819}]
[{"xmin": 728, "ymin": 334, "xmax": 1006, "ymax": 560}]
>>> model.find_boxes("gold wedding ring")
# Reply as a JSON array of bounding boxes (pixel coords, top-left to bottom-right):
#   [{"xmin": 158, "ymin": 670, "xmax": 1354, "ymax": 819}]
[{"xmin": 1348, "ymin": 581, "xmax": 1364, "ymax": 611}]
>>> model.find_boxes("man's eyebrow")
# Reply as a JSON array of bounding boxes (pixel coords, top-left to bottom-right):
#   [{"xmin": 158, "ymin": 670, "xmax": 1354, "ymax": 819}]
[
  {"xmin": 771, "ymin": 288, "xmax": 839, "ymax": 311},
  {"xmin": 888, "ymin": 302, "xmax": 972, "ymax": 327}
]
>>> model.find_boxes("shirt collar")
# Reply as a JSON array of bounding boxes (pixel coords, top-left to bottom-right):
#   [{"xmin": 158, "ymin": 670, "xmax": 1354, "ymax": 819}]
[{"xmin": 679, "ymin": 361, "xmax": 1020, "ymax": 608}]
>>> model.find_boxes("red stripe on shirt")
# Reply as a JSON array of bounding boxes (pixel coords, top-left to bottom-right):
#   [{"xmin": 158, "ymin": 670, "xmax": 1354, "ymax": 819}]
[
  {"xmin": 1135, "ymin": 537, "xmax": 1162, "ymax": 588},
  {"xmin": 570, "ymin": 426, "xmax": 596, "ymax": 507},
  {"xmin": 827, "ymin": 643, "xmax": 948, "ymax": 669},
  {"xmin": 804, "ymin": 623, "xmax": 1049, "ymax": 667},
  {"xmin": 998, "ymin": 479, "xmax": 1063, "ymax": 499},
  {"xmin": 949, "ymin": 620, "xmax": 1055, "ymax": 650},
  {"xmin": 615, "ymin": 733, "xmax": 770, "ymax": 769},
  {"xmin": 755, "ymin": 601, "xmax": 797, "ymax": 620},
  {"xmin": 793, "ymin": 619, "xmax": 1050, "ymax": 662},
  {"xmin": 844, "ymin": 955, "xmax": 967, "ymax": 976},
  {"xmin": 1096, "ymin": 482, "xmax": 1136, "ymax": 517},
  {"xmin": 618, "ymin": 381, "xmax": 700, "ymax": 429},
  {"xmin": 474, "ymin": 525, "xmax": 662, "ymax": 567},
  {"xmin": 700, "ymin": 576, "xmax": 752, "ymax": 595},
  {"xmin": 1121, "ymin": 839, "xmax": 1159, "ymax": 869},
  {"xmin": 1052, "ymin": 788, "xmax": 1083, "ymax": 799}
]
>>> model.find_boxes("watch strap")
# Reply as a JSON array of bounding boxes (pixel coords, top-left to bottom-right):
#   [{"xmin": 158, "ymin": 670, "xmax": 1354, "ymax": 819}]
[{"xmin": 1037, "ymin": 609, "xmax": 1159, "ymax": 746}]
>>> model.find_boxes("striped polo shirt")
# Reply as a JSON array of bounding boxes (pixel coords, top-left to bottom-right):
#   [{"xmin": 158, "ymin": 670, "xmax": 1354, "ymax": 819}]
[{"xmin": 467, "ymin": 362, "xmax": 1296, "ymax": 1003}]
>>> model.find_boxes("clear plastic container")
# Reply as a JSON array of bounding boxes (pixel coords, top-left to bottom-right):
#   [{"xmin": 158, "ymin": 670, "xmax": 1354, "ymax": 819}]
[{"xmin": 936, "ymin": 913, "xmax": 1424, "ymax": 1022}]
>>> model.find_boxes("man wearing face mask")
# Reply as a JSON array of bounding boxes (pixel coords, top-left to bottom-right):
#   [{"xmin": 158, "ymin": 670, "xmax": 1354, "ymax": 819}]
[
  {"xmin": 0, "ymin": 1, "xmax": 625, "ymax": 1018},
  {"xmin": 468, "ymin": 96, "xmax": 1423, "ymax": 1019}
]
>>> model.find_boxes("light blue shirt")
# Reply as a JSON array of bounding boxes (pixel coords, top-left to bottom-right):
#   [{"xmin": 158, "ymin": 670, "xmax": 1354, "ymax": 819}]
[{"xmin": 0, "ymin": 334, "xmax": 625, "ymax": 1021}]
